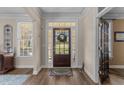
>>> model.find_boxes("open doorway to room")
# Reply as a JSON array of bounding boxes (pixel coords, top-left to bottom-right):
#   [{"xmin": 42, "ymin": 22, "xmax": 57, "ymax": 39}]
[{"xmin": 98, "ymin": 7, "xmax": 124, "ymax": 85}]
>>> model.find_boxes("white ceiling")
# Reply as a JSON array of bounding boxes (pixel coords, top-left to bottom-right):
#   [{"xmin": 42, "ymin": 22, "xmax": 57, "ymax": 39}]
[
  {"xmin": 0, "ymin": 7, "xmax": 25, "ymax": 14},
  {"xmin": 0, "ymin": 7, "xmax": 30, "ymax": 18},
  {"xmin": 107, "ymin": 7, "xmax": 124, "ymax": 14},
  {"xmin": 41, "ymin": 7, "xmax": 84, "ymax": 13},
  {"xmin": 103, "ymin": 7, "xmax": 124, "ymax": 19},
  {"xmin": 40, "ymin": 7, "xmax": 84, "ymax": 17},
  {"xmin": 0, "ymin": 7, "xmax": 84, "ymax": 19}
]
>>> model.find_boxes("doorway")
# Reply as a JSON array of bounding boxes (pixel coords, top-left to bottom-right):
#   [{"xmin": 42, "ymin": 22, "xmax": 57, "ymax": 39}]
[
  {"xmin": 53, "ymin": 28, "xmax": 71, "ymax": 67},
  {"xmin": 46, "ymin": 20, "xmax": 78, "ymax": 68},
  {"xmin": 98, "ymin": 7, "xmax": 124, "ymax": 84}
]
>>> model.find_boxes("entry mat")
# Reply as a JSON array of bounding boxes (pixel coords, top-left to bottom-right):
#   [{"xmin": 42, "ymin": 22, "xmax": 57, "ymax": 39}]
[
  {"xmin": 49, "ymin": 68, "xmax": 73, "ymax": 76},
  {"xmin": 0, "ymin": 75, "xmax": 29, "ymax": 85}
]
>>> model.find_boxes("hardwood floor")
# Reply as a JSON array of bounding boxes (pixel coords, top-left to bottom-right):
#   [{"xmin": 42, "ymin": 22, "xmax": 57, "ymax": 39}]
[
  {"xmin": 6, "ymin": 68, "xmax": 124, "ymax": 85},
  {"xmin": 7, "ymin": 68, "xmax": 33, "ymax": 74},
  {"xmin": 103, "ymin": 68, "xmax": 124, "ymax": 85},
  {"xmin": 23, "ymin": 68, "xmax": 95, "ymax": 85}
]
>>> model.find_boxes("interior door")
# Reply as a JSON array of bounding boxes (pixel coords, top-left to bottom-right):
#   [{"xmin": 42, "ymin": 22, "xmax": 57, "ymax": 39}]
[
  {"xmin": 53, "ymin": 28, "xmax": 71, "ymax": 67},
  {"xmin": 98, "ymin": 20, "xmax": 110, "ymax": 84}
]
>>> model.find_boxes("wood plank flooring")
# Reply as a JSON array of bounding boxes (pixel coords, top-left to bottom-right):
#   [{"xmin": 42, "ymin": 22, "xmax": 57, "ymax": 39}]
[
  {"xmin": 6, "ymin": 68, "xmax": 124, "ymax": 85},
  {"xmin": 103, "ymin": 68, "xmax": 124, "ymax": 85},
  {"xmin": 23, "ymin": 68, "xmax": 95, "ymax": 85},
  {"xmin": 7, "ymin": 68, "xmax": 33, "ymax": 74}
]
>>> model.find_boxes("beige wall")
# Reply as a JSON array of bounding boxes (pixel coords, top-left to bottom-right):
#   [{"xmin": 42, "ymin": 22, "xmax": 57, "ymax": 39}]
[
  {"xmin": 41, "ymin": 18, "xmax": 46, "ymax": 66},
  {"xmin": 33, "ymin": 21, "xmax": 42, "ymax": 72},
  {"xmin": 24, "ymin": 7, "xmax": 45, "ymax": 74},
  {"xmin": 0, "ymin": 19, "xmax": 33, "ymax": 68},
  {"xmin": 111, "ymin": 19, "xmax": 124, "ymax": 65},
  {"xmin": 0, "ymin": 8, "xmax": 45, "ymax": 74},
  {"xmin": 0, "ymin": 19, "xmax": 16, "ymax": 51},
  {"xmin": 45, "ymin": 18, "xmax": 79, "ymax": 68},
  {"xmin": 80, "ymin": 8, "xmax": 98, "ymax": 83},
  {"xmin": 78, "ymin": 17, "xmax": 85, "ymax": 67}
]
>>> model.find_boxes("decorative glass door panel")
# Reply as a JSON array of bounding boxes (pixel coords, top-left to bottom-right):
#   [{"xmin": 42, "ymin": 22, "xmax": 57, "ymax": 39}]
[
  {"xmin": 98, "ymin": 20, "xmax": 109, "ymax": 84},
  {"xmin": 53, "ymin": 28, "xmax": 71, "ymax": 67}
]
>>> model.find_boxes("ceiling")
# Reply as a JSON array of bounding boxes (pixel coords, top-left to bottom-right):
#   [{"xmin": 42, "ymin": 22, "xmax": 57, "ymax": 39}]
[
  {"xmin": 0, "ymin": 7, "xmax": 30, "ymax": 18},
  {"xmin": 40, "ymin": 7, "xmax": 84, "ymax": 17},
  {"xmin": 0, "ymin": 7, "xmax": 84, "ymax": 19},
  {"xmin": 0, "ymin": 7, "xmax": 25, "ymax": 14},
  {"xmin": 41, "ymin": 7, "xmax": 84, "ymax": 13},
  {"xmin": 107, "ymin": 7, "xmax": 124, "ymax": 14},
  {"xmin": 103, "ymin": 7, "xmax": 124, "ymax": 19}
]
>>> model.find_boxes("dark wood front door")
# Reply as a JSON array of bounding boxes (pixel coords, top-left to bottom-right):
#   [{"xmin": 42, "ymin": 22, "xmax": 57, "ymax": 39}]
[{"xmin": 53, "ymin": 28, "xmax": 71, "ymax": 67}]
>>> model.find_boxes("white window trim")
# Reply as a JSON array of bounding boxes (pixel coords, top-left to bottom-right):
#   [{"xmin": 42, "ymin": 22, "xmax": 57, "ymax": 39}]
[{"xmin": 16, "ymin": 21, "xmax": 33, "ymax": 57}]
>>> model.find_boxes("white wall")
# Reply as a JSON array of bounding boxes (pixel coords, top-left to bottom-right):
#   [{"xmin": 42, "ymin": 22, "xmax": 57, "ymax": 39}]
[
  {"xmin": 0, "ymin": 18, "xmax": 33, "ymax": 68},
  {"xmin": 80, "ymin": 8, "xmax": 99, "ymax": 83}
]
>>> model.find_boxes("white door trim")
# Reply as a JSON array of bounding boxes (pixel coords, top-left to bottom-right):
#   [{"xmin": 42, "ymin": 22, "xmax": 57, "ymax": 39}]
[{"xmin": 45, "ymin": 17, "xmax": 79, "ymax": 68}]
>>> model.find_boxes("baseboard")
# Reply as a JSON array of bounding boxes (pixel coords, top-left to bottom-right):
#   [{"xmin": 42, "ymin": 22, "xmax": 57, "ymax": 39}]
[
  {"xmin": 33, "ymin": 66, "xmax": 42, "ymax": 75},
  {"xmin": 72, "ymin": 65, "xmax": 82, "ymax": 68},
  {"xmin": 110, "ymin": 65, "xmax": 124, "ymax": 68},
  {"xmin": 41, "ymin": 65, "xmax": 49, "ymax": 68},
  {"xmin": 15, "ymin": 65, "xmax": 33, "ymax": 68},
  {"xmin": 41, "ymin": 65, "xmax": 82, "ymax": 68},
  {"xmin": 84, "ymin": 67, "xmax": 97, "ymax": 83}
]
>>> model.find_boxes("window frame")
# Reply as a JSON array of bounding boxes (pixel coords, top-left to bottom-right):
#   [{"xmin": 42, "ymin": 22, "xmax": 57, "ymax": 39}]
[{"xmin": 17, "ymin": 21, "xmax": 33, "ymax": 57}]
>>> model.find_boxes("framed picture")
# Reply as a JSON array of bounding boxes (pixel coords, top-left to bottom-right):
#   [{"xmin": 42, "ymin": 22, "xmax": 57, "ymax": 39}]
[{"xmin": 114, "ymin": 32, "xmax": 124, "ymax": 42}]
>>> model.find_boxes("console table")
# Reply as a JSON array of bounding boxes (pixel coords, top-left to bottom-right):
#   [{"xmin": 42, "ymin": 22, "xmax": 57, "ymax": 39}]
[{"xmin": 0, "ymin": 53, "xmax": 14, "ymax": 74}]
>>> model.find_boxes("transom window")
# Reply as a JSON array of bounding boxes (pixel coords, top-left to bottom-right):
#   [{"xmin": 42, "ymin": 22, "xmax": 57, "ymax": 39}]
[
  {"xmin": 48, "ymin": 22, "xmax": 76, "ymax": 27},
  {"xmin": 17, "ymin": 22, "xmax": 33, "ymax": 57}
]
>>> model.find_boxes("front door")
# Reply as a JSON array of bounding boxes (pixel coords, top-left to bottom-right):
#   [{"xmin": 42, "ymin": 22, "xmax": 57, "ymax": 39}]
[{"xmin": 53, "ymin": 28, "xmax": 71, "ymax": 67}]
